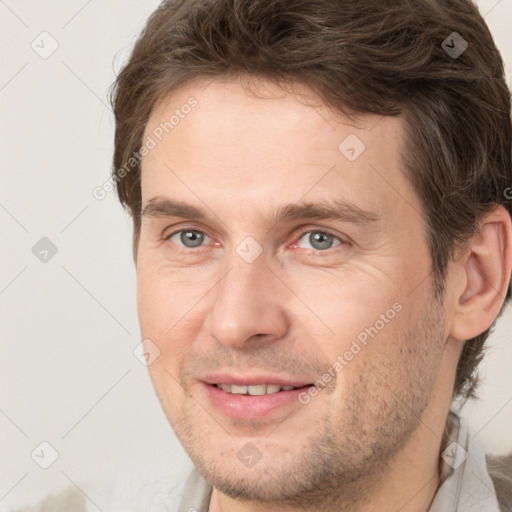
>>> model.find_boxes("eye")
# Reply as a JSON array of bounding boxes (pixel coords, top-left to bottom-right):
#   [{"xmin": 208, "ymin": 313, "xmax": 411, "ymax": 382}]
[
  {"xmin": 296, "ymin": 230, "xmax": 343, "ymax": 251},
  {"xmin": 166, "ymin": 229, "xmax": 211, "ymax": 248}
]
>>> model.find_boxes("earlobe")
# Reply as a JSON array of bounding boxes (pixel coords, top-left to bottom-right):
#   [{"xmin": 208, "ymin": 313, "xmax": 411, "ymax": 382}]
[{"xmin": 449, "ymin": 205, "xmax": 512, "ymax": 341}]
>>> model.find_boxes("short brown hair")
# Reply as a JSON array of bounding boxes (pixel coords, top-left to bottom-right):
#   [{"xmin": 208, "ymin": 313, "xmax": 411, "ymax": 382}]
[{"xmin": 110, "ymin": 0, "xmax": 512, "ymax": 401}]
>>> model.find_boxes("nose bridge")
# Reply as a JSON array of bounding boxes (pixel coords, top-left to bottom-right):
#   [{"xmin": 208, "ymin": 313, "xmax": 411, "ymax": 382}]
[
  {"xmin": 205, "ymin": 250, "xmax": 288, "ymax": 347},
  {"xmin": 222, "ymin": 254, "xmax": 269, "ymax": 309}
]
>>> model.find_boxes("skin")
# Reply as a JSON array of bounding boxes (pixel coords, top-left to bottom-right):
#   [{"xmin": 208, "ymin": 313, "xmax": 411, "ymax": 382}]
[{"xmin": 135, "ymin": 76, "xmax": 512, "ymax": 512}]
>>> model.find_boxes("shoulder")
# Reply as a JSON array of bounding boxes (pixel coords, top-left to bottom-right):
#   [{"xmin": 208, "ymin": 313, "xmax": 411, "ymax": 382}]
[
  {"xmin": 487, "ymin": 453, "xmax": 512, "ymax": 512},
  {"xmin": 11, "ymin": 485, "xmax": 86, "ymax": 512}
]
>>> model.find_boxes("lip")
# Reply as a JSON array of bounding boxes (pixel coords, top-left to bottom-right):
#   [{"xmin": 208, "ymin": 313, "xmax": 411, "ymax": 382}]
[{"xmin": 198, "ymin": 374, "xmax": 314, "ymax": 421}]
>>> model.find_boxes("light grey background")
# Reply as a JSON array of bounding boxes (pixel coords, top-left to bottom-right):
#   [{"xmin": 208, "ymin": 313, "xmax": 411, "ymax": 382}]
[{"xmin": 1, "ymin": 0, "xmax": 512, "ymax": 509}]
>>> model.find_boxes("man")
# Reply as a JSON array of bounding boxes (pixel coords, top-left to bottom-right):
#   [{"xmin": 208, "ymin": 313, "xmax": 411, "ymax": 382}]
[{"xmin": 17, "ymin": 0, "xmax": 512, "ymax": 510}]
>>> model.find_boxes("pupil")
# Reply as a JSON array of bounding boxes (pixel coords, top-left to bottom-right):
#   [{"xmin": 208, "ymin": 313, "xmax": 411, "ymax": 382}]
[
  {"xmin": 310, "ymin": 232, "xmax": 333, "ymax": 250},
  {"xmin": 181, "ymin": 230, "xmax": 204, "ymax": 247}
]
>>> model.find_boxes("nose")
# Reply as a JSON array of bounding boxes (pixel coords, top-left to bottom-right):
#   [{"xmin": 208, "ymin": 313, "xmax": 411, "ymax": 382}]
[{"xmin": 203, "ymin": 254, "xmax": 290, "ymax": 349}]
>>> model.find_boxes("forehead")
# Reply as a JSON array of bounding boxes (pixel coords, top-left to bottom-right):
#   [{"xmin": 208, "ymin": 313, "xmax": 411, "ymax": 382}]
[
  {"xmin": 144, "ymin": 76, "xmax": 396, "ymax": 149},
  {"xmin": 140, "ymin": 76, "xmax": 420, "ymax": 227}
]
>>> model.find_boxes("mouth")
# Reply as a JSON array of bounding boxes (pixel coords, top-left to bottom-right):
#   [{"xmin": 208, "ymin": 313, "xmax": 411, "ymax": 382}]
[
  {"xmin": 214, "ymin": 383, "xmax": 303, "ymax": 395},
  {"xmin": 199, "ymin": 375, "xmax": 314, "ymax": 420}
]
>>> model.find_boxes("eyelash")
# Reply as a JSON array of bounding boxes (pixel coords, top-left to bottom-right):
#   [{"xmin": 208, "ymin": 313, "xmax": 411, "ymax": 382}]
[
  {"xmin": 163, "ymin": 226, "xmax": 349, "ymax": 254},
  {"xmin": 293, "ymin": 228, "xmax": 347, "ymax": 252}
]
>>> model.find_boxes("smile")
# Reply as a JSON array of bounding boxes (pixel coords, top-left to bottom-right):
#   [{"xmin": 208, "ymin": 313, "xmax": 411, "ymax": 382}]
[{"xmin": 214, "ymin": 383, "xmax": 300, "ymax": 395}]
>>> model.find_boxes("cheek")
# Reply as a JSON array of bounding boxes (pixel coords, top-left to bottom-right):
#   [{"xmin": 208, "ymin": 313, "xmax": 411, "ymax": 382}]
[
  {"xmin": 136, "ymin": 260, "xmax": 211, "ymax": 337},
  {"xmin": 285, "ymin": 270, "xmax": 402, "ymax": 353},
  {"xmin": 136, "ymin": 264, "xmax": 214, "ymax": 390}
]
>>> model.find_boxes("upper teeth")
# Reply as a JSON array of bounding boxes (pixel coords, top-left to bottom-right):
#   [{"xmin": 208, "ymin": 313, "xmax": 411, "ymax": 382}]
[{"xmin": 216, "ymin": 384, "xmax": 297, "ymax": 395}]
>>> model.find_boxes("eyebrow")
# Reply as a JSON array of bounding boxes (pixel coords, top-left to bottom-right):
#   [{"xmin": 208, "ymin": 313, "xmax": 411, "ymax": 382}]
[{"xmin": 141, "ymin": 197, "xmax": 380, "ymax": 227}]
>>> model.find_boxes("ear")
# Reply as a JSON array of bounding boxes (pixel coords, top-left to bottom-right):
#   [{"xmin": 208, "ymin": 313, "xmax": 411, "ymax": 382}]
[{"xmin": 449, "ymin": 205, "xmax": 512, "ymax": 341}]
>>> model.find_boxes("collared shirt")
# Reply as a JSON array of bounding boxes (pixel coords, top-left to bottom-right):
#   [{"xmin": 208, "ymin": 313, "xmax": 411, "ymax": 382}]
[
  {"xmin": 177, "ymin": 410, "xmax": 502, "ymax": 512},
  {"xmin": 428, "ymin": 410, "xmax": 501, "ymax": 511}
]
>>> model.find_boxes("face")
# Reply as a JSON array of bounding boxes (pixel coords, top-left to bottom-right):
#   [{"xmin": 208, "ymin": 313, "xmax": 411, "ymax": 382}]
[{"xmin": 136, "ymin": 77, "xmax": 450, "ymax": 506}]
